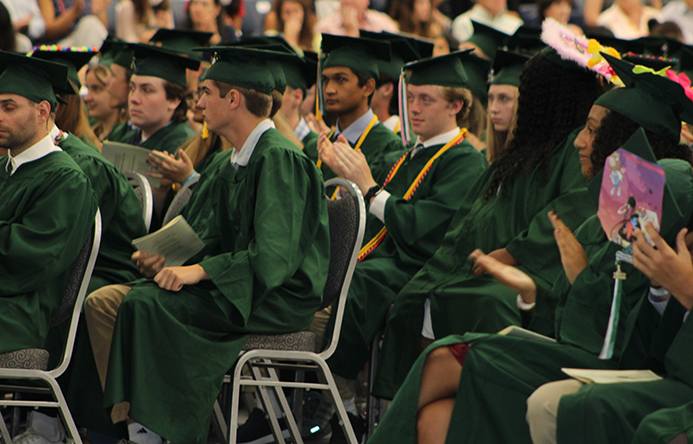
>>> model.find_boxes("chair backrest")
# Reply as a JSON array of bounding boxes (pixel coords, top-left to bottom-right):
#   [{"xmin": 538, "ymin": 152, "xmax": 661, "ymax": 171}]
[
  {"xmin": 162, "ymin": 174, "xmax": 200, "ymax": 226},
  {"xmin": 319, "ymin": 178, "xmax": 366, "ymax": 359},
  {"xmin": 50, "ymin": 210, "xmax": 102, "ymax": 378},
  {"xmin": 125, "ymin": 171, "xmax": 153, "ymax": 232}
]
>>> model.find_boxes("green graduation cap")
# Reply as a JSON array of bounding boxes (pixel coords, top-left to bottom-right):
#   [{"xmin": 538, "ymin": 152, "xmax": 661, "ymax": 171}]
[
  {"xmin": 541, "ymin": 46, "xmax": 585, "ymax": 72},
  {"xmin": 676, "ymin": 45, "xmax": 693, "ymax": 80},
  {"xmin": 382, "ymin": 31, "xmax": 434, "ymax": 59},
  {"xmin": 466, "ymin": 21, "xmax": 510, "ymax": 60},
  {"xmin": 636, "ymin": 36, "xmax": 684, "ymax": 60},
  {"xmin": 132, "ymin": 43, "xmax": 201, "ymax": 89},
  {"xmin": 99, "ymin": 36, "xmax": 135, "ymax": 69},
  {"xmin": 196, "ymin": 46, "xmax": 275, "ymax": 95},
  {"xmin": 404, "ymin": 49, "xmax": 471, "ymax": 89},
  {"xmin": 584, "ymin": 34, "xmax": 643, "ymax": 55},
  {"xmin": 0, "ymin": 50, "xmax": 68, "ymax": 111},
  {"xmin": 282, "ymin": 52, "xmax": 316, "ymax": 97},
  {"xmin": 360, "ymin": 30, "xmax": 425, "ymax": 81},
  {"xmin": 30, "ymin": 47, "xmax": 97, "ymax": 89},
  {"xmin": 227, "ymin": 38, "xmax": 300, "ymax": 93},
  {"xmin": 490, "ymin": 49, "xmax": 529, "ymax": 87},
  {"xmin": 598, "ymin": 53, "xmax": 693, "ymax": 142},
  {"xmin": 149, "ymin": 28, "xmax": 213, "ymax": 60},
  {"xmin": 463, "ymin": 52, "xmax": 492, "ymax": 105},
  {"xmin": 621, "ymin": 53, "xmax": 675, "ymax": 72},
  {"xmin": 504, "ymin": 25, "xmax": 545, "ymax": 56},
  {"xmin": 320, "ymin": 33, "xmax": 391, "ymax": 81}
]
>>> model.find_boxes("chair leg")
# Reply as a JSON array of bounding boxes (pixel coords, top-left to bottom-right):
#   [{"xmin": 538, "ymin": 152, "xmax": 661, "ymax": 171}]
[
  {"xmin": 315, "ymin": 360, "xmax": 358, "ymax": 444},
  {"xmin": 212, "ymin": 400, "xmax": 228, "ymax": 444},
  {"xmin": 265, "ymin": 366, "xmax": 303, "ymax": 444},
  {"xmin": 366, "ymin": 330, "xmax": 383, "ymax": 439},
  {"xmin": 46, "ymin": 377, "xmax": 83, "ymax": 444},
  {"xmin": 0, "ymin": 408, "xmax": 11, "ymax": 444},
  {"xmin": 249, "ymin": 365, "xmax": 287, "ymax": 444}
]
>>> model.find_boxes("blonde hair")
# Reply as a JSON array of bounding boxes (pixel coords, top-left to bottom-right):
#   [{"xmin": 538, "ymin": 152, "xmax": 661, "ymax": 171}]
[{"xmin": 458, "ymin": 94, "xmax": 486, "ymax": 139}]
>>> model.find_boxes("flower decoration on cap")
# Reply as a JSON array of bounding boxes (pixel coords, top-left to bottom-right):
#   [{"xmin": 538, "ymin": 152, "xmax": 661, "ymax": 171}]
[
  {"xmin": 541, "ymin": 18, "xmax": 623, "ymax": 86},
  {"xmin": 629, "ymin": 64, "xmax": 693, "ymax": 102}
]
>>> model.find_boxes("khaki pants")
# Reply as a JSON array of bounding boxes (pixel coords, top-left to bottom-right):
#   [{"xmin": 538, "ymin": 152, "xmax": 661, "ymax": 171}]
[
  {"xmin": 83, "ymin": 284, "xmax": 132, "ymax": 390},
  {"xmin": 526, "ymin": 379, "xmax": 584, "ymax": 444}
]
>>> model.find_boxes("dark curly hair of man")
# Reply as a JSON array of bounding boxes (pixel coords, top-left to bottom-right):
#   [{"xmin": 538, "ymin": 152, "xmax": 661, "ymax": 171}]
[
  {"xmin": 483, "ymin": 52, "xmax": 608, "ymax": 199},
  {"xmin": 590, "ymin": 110, "xmax": 693, "ymax": 178}
]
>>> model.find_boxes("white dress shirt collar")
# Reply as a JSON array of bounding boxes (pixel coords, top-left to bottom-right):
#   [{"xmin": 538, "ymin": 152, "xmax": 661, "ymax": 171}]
[
  {"xmin": 231, "ymin": 119, "xmax": 275, "ymax": 170},
  {"xmin": 6, "ymin": 133, "xmax": 61, "ymax": 176}
]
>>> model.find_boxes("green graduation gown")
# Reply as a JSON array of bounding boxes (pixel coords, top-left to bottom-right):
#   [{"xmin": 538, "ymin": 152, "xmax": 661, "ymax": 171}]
[
  {"xmin": 104, "ymin": 121, "xmax": 137, "ymax": 144},
  {"xmin": 367, "ymin": 215, "xmax": 653, "ymax": 444},
  {"xmin": 55, "ymin": 132, "xmax": 148, "ymax": 437},
  {"xmin": 0, "ymin": 149, "xmax": 96, "ymax": 354},
  {"xmin": 556, "ymin": 301, "xmax": 693, "ymax": 444},
  {"xmin": 58, "ymin": 132, "xmax": 147, "ymax": 293},
  {"xmin": 118, "ymin": 121, "xmax": 196, "ymax": 154},
  {"xmin": 303, "ymin": 121, "xmax": 403, "ymax": 182},
  {"xmin": 102, "ymin": 127, "xmax": 330, "ymax": 444},
  {"xmin": 373, "ymin": 128, "xmax": 593, "ymax": 399},
  {"xmin": 326, "ymin": 137, "xmax": 488, "ymax": 379},
  {"xmin": 301, "ymin": 129, "xmax": 318, "ymax": 148}
]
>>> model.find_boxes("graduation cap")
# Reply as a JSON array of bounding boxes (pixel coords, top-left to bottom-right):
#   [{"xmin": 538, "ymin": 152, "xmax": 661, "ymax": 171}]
[
  {"xmin": 283, "ymin": 51, "xmax": 317, "ymax": 97},
  {"xmin": 636, "ymin": 36, "xmax": 684, "ymax": 60},
  {"xmin": 360, "ymin": 31, "xmax": 425, "ymax": 81},
  {"xmin": 621, "ymin": 53, "xmax": 675, "ymax": 72},
  {"xmin": 132, "ymin": 43, "xmax": 201, "ymax": 89},
  {"xmin": 320, "ymin": 33, "xmax": 391, "ymax": 81},
  {"xmin": 227, "ymin": 38, "xmax": 301, "ymax": 93},
  {"xmin": 676, "ymin": 45, "xmax": 693, "ymax": 80},
  {"xmin": 0, "ymin": 50, "xmax": 69, "ymax": 111},
  {"xmin": 197, "ymin": 46, "xmax": 275, "ymax": 95},
  {"xmin": 382, "ymin": 31, "xmax": 434, "ymax": 59},
  {"xmin": 30, "ymin": 46, "xmax": 98, "ymax": 89},
  {"xmin": 149, "ymin": 28, "xmax": 213, "ymax": 60},
  {"xmin": 465, "ymin": 21, "xmax": 510, "ymax": 60},
  {"xmin": 503, "ymin": 25, "xmax": 545, "ymax": 55},
  {"xmin": 99, "ymin": 36, "xmax": 135, "ymax": 69},
  {"xmin": 462, "ymin": 52, "xmax": 492, "ymax": 105},
  {"xmin": 490, "ymin": 49, "xmax": 529, "ymax": 87},
  {"xmin": 597, "ymin": 53, "xmax": 693, "ymax": 141},
  {"xmin": 585, "ymin": 34, "xmax": 643, "ymax": 55}
]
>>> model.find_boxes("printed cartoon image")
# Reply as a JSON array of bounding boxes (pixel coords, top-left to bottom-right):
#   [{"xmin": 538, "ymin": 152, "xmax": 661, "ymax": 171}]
[{"xmin": 608, "ymin": 152, "xmax": 625, "ymax": 197}]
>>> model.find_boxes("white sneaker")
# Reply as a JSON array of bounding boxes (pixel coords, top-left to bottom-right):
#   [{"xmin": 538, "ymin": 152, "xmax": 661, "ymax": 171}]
[
  {"xmin": 127, "ymin": 423, "xmax": 162, "ymax": 444},
  {"xmin": 13, "ymin": 412, "xmax": 65, "ymax": 444}
]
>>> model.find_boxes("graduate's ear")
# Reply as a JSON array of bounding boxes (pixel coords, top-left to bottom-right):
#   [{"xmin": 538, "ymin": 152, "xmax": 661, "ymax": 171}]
[
  {"xmin": 449, "ymin": 99, "xmax": 464, "ymax": 116},
  {"xmin": 363, "ymin": 78, "xmax": 376, "ymax": 98},
  {"xmin": 227, "ymin": 89, "xmax": 241, "ymax": 110},
  {"xmin": 36, "ymin": 101, "xmax": 52, "ymax": 125}
]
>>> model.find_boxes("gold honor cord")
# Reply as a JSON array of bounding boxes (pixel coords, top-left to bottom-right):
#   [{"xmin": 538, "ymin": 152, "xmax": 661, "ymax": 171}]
[
  {"xmin": 392, "ymin": 117, "xmax": 401, "ymax": 136},
  {"xmin": 357, "ymin": 129, "xmax": 468, "ymax": 262}
]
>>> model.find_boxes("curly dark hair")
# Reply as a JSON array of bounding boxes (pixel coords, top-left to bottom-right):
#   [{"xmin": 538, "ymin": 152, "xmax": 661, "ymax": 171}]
[
  {"xmin": 589, "ymin": 110, "xmax": 693, "ymax": 177},
  {"xmin": 483, "ymin": 52, "xmax": 608, "ymax": 199}
]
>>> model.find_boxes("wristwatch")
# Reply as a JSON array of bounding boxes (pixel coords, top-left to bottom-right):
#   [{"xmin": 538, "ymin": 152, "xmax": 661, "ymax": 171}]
[{"xmin": 364, "ymin": 185, "xmax": 381, "ymax": 201}]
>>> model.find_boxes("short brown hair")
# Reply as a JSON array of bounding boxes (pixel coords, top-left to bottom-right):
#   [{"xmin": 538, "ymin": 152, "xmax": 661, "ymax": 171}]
[
  {"xmin": 164, "ymin": 80, "xmax": 189, "ymax": 124},
  {"xmin": 440, "ymin": 86, "xmax": 473, "ymax": 123},
  {"xmin": 212, "ymin": 80, "xmax": 272, "ymax": 117}
]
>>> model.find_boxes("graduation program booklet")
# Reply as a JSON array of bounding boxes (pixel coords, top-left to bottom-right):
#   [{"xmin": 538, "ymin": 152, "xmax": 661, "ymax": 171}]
[
  {"xmin": 131, "ymin": 215, "xmax": 205, "ymax": 268},
  {"xmin": 497, "ymin": 326, "xmax": 557, "ymax": 344},
  {"xmin": 102, "ymin": 141, "xmax": 162, "ymax": 188},
  {"xmin": 561, "ymin": 368, "xmax": 663, "ymax": 384}
]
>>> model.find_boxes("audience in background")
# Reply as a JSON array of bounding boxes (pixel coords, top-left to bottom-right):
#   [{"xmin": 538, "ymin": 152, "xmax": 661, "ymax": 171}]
[
  {"xmin": 451, "ymin": 0, "xmax": 523, "ymax": 43},
  {"xmin": 315, "ymin": 0, "xmax": 398, "ymax": 37},
  {"xmin": 36, "ymin": 0, "xmax": 109, "ymax": 46},
  {"xmin": 116, "ymin": 0, "xmax": 174, "ymax": 42},
  {"xmin": 390, "ymin": 0, "xmax": 443, "ymax": 38},
  {"xmin": 596, "ymin": 0, "xmax": 663, "ymax": 38},
  {"xmin": 184, "ymin": 0, "xmax": 237, "ymax": 44},
  {"xmin": 662, "ymin": 0, "xmax": 693, "ymax": 43},
  {"xmin": 264, "ymin": 0, "xmax": 318, "ymax": 51}
]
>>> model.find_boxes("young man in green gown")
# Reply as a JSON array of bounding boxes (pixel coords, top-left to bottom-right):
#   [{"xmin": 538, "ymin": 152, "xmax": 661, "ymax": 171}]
[
  {"xmin": 0, "ymin": 50, "xmax": 97, "ymax": 441},
  {"xmin": 83, "ymin": 46, "xmax": 330, "ymax": 444},
  {"xmin": 313, "ymin": 50, "xmax": 487, "ymax": 443},
  {"xmin": 303, "ymin": 33, "xmax": 403, "ymax": 181}
]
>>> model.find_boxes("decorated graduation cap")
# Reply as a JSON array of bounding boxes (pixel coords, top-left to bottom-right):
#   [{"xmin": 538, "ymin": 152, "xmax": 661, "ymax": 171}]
[
  {"xmin": 99, "ymin": 36, "xmax": 135, "ymax": 69},
  {"xmin": 132, "ymin": 43, "xmax": 201, "ymax": 89},
  {"xmin": 598, "ymin": 53, "xmax": 693, "ymax": 141},
  {"xmin": 541, "ymin": 18, "xmax": 621, "ymax": 83},
  {"xmin": 465, "ymin": 21, "xmax": 510, "ymax": 60},
  {"xmin": 490, "ymin": 49, "xmax": 529, "ymax": 87},
  {"xmin": 676, "ymin": 45, "xmax": 693, "ymax": 80},
  {"xmin": 622, "ymin": 53, "xmax": 675, "ymax": 72},
  {"xmin": 30, "ymin": 46, "xmax": 97, "ymax": 89},
  {"xmin": 637, "ymin": 36, "xmax": 684, "ymax": 60},
  {"xmin": 0, "ymin": 50, "xmax": 69, "ymax": 111},
  {"xmin": 197, "ymin": 46, "xmax": 275, "ymax": 95},
  {"xmin": 360, "ymin": 31, "xmax": 427, "ymax": 81},
  {"xmin": 396, "ymin": 50, "xmax": 472, "ymax": 144},
  {"xmin": 320, "ymin": 33, "xmax": 391, "ymax": 81},
  {"xmin": 149, "ymin": 28, "xmax": 213, "ymax": 60},
  {"xmin": 585, "ymin": 34, "xmax": 643, "ymax": 55}
]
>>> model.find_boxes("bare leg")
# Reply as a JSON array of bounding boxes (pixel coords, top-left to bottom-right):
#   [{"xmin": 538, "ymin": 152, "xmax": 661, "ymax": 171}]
[
  {"xmin": 417, "ymin": 398, "xmax": 456, "ymax": 444},
  {"xmin": 417, "ymin": 346, "xmax": 463, "ymax": 409}
]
